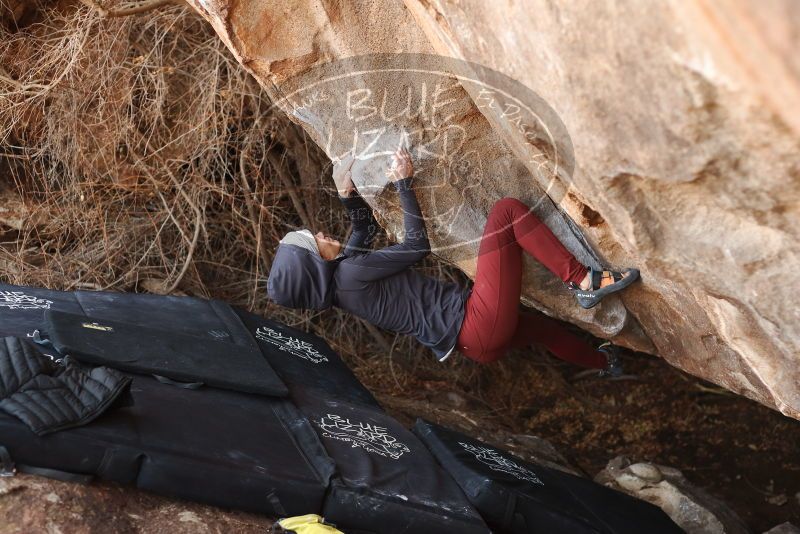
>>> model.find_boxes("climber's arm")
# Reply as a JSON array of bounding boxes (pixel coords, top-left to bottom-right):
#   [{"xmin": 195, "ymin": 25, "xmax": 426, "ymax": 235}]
[
  {"xmin": 332, "ymin": 152, "xmax": 381, "ymax": 257},
  {"xmin": 339, "ymin": 176, "xmax": 430, "ymax": 283},
  {"xmin": 339, "ymin": 192, "xmax": 380, "ymax": 256}
]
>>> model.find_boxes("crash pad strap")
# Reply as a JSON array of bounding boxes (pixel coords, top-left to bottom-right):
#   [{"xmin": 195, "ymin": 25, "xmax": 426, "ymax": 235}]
[
  {"xmin": 18, "ymin": 464, "xmax": 94, "ymax": 484},
  {"xmin": 0, "ymin": 445, "xmax": 14, "ymax": 476},
  {"xmin": 153, "ymin": 374, "xmax": 204, "ymax": 390},
  {"xmin": 0, "ymin": 445, "xmax": 93, "ymax": 483},
  {"xmin": 502, "ymin": 491, "xmax": 518, "ymax": 527}
]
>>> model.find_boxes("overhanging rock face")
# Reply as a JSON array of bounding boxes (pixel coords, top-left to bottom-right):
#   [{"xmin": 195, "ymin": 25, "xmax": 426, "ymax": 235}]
[{"xmin": 187, "ymin": 0, "xmax": 800, "ymax": 418}]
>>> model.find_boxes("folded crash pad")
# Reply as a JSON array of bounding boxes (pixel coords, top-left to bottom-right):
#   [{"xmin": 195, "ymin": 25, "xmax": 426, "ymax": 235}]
[
  {"xmin": 42, "ymin": 309, "xmax": 287, "ymax": 396},
  {"xmin": 0, "ymin": 283, "xmax": 257, "ymax": 344},
  {"xmin": 0, "ymin": 283, "xmax": 83, "ymax": 338},
  {"xmin": 413, "ymin": 420, "xmax": 682, "ymax": 534},
  {"xmin": 0, "ymin": 372, "xmax": 333, "ymax": 515},
  {"xmin": 73, "ymin": 289, "xmax": 260, "ymax": 346},
  {"xmin": 235, "ymin": 309, "xmax": 381, "ymax": 408},
  {"xmin": 288, "ymin": 388, "xmax": 489, "ymax": 534},
  {"xmin": 0, "ymin": 281, "xmax": 384, "ymax": 401}
]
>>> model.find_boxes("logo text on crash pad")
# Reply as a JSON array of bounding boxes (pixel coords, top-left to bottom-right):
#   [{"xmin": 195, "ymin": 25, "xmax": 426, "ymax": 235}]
[
  {"xmin": 316, "ymin": 413, "xmax": 410, "ymax": 460},
  {"xmin": 255, "ymin": 326, "xmax": 328, "ymax": 364},
  {"xmin": 459, "ymin": 441, "xmax": 543, "ymax": 485},
  {"xmin": 0, "ymin": 291, "xmax": 53, "ymax": 310}
]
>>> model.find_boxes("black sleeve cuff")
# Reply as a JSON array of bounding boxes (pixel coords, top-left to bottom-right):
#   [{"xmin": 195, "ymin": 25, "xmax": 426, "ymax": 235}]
[
  {"xmin": 339, "ymin": 193, "xmax": 365, "ymax": 207},
  {"xmin": 340, "ymin": 194, "xmax": 373, "ymax": 222},
  {"xmin": 393, "ymin": 175, "xmax": 414, "ymax": 192}
]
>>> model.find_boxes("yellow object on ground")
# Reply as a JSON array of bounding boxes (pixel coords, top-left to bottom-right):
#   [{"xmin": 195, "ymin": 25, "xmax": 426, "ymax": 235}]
[{"xmin": 276, "ymin": 514, "xmax": 345, "ymax": 534}]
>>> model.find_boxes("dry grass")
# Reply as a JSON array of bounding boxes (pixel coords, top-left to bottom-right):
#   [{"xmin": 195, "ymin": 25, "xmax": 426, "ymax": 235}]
[
  {"xmin": 1, "ymin": 0, "xmax": 300, "ymax": 297},
  {"xmin": 0, "ymin": 2, "xmax": 339, "ymax": 292}
]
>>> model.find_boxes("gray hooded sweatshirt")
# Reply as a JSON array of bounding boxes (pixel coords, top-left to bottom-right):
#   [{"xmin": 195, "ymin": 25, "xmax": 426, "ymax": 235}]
[{"xmin": 267, "ymin": 176, "xmax": 472, "ymax": 361}]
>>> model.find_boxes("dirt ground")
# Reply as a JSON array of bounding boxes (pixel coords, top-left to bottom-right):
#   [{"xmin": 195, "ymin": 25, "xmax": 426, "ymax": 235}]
[{"xmin": 348, "ymin": 322, "xmax": 800, "ymax": 532}]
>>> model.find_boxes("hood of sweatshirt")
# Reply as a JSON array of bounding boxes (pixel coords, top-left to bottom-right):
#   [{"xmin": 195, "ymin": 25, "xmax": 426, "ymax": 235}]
[{"xmin": 267, "ymin": 243, "xmax": 341, "ymax": 310}]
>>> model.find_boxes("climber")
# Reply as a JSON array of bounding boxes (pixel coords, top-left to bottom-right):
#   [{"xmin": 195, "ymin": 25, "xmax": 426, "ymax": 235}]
[{"xmin": 266, "ymin": 148, "xmax": 639, "ymax": 376}]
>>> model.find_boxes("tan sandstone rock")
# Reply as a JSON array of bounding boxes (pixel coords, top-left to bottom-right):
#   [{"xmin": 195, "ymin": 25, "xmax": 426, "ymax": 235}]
[{"xmin": 186, "ymin": 0, "xmax": 800, "ymax": 418}]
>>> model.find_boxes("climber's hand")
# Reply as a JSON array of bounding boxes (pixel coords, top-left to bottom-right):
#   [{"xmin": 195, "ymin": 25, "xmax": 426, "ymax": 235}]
[
  {"xmin": 333, "ymin": 153, "xmax": 356, "ymax": 197},
  {"xmin": 385, "ymin": 148, "xmax": 413, "ymax": 182}
]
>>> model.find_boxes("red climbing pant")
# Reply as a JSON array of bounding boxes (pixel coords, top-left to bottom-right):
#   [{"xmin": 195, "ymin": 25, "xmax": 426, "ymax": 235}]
[{"xmin": 456, "ymin": 197, "xmax": 607, "ymax": 368}]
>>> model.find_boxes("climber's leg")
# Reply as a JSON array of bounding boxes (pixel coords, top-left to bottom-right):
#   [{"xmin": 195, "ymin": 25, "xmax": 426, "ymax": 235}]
[
  {"xmin": 478, "ymin": 197, "xmax": 640, "ymax": 309},
  {"xmin": 456, "ymin": 201, "xmax": 528, "ymax": 364},
  {"xmin": 457, "ymin": 197, "xmax": 631, "ymax": 365},
  {"xmin": 507, "ymin": 311, "xmax": 606, "ymax": 369},
  {"xmin": 479, "ymin": 197, "xmax": 587, "ymax": 285}
]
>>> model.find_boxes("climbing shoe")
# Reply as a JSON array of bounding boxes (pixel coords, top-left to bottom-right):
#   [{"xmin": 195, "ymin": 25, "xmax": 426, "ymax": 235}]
[
  {"xmin": 597, "ymin": 341, "xmax": 624, "ymax": 378},
  {"xmin": 570, "ymin": 342, "xmax": 638, "ymax": 381},
  {"xmin": 568, "ymin": 266, "xmax": 640, "ymax": 309}
]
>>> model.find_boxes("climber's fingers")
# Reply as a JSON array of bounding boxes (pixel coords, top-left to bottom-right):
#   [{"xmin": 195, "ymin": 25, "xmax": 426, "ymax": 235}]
[
  {"xmin": 332, "ymin": 154, "xmax": 355, "ymax": 182},
  {"xmin": 384, "ymin": 166, "xmax": 401, "ymax": 181},
  {"xmin": 389, "ymin": 148, "xmax": 413, "ymax": 180},
  {"xmin": 335, "ymin": 152, "xmax": 355, "ymax": 169},
  {"xmin": 394, "ymin": 148, "xmax": 411, "ymax": 164}
]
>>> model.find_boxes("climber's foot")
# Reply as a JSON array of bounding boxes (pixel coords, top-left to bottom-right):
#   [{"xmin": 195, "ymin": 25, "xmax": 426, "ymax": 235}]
[
  {"xmin": 579, "ymin": 270, "xmax": 626, "ymax": 290},
  {"xmin": 569, "ymin": 267, "xmax": 640, "ymax": 309},
  {"xmin": 597, "ymin": 341, "xmax": 623, "ymax": 378},
  {"xmin": 571, "ymin": 343, "xmax": 638, "ymax": 381}
]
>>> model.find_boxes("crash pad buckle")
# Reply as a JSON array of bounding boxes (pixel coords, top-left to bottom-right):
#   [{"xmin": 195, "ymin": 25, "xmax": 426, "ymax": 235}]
[{"xmin": 0, "ymin": 446, "xmax": 17, "ymax": 477}]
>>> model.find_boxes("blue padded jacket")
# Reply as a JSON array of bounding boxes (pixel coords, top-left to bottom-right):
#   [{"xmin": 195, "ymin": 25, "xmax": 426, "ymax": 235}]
[{"xmin": 267, "ymin": 176, "xmax": 471, "ymax": 361}]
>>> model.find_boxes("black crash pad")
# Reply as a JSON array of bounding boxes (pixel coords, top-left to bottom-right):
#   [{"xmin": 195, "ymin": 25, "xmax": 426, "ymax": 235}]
[
  {"xmin": 0, "ymin": 283, "xmax": 258, "ymax": 346},
  {"xmin": 0, "ymin": 284, "xmax": 288, "ymax": 397},
  {"xmin": 42, "ymin": 309, "xmax": 288, "ymax": 397},
  {"xmin": 73, "ymin": 289, "xmax": 259, "ymax": 346},
  {"xmin": 413, "ymin": 420, "xmax": 682, "ymax": 534},
  {"xmin": 288, "ymin": 388, "xmax": 489, "ymax": 534},
  {"xmin": 0, "ymin": 373, "xmax": 333, "ymax": 515},
  {"xmin": 235, "ymin": 309, "xmax": 381, "ymax": 408}
]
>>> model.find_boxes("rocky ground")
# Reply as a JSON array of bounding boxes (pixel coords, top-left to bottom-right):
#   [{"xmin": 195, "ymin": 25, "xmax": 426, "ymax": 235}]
[{"xmin": 0, "ymin": 474, "xmax": 273, "ymax": 533}]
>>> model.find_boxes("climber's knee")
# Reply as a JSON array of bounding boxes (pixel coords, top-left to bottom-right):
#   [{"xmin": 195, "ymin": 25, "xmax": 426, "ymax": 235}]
[
  {"xmin": 488, "ymin": 198, "xmax": 531, "ymax": 228},
  {"xmin": 490, "ymin": 197, "xmax": 526, "ymax": 216}
]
